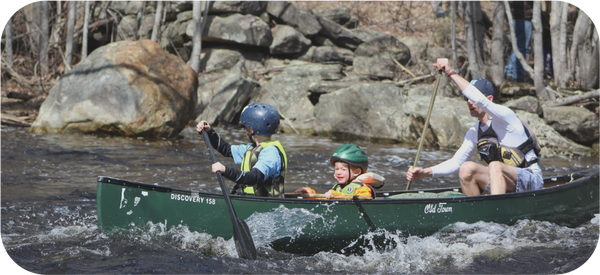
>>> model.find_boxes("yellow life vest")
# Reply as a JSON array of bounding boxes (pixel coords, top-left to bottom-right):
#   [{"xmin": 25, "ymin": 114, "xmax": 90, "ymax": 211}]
[
  {"xmin": 239, "ymin": 140, "xmax": 287, "ymax": 197},
  {"xmin": 477, "ymin": 119, "xmax": 541, "ymax": 168}
]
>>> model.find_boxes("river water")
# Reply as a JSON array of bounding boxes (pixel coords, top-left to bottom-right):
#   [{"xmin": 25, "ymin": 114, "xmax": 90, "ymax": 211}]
[{"xmin": 1, "ymin": 125, "xmax": 599, "ymax": 274}]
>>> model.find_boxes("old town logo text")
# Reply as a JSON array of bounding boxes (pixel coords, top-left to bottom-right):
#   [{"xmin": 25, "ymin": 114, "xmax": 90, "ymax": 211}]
[{"xmin": 424, "ymin": 202, "xmax": 453, "ymax": 214}]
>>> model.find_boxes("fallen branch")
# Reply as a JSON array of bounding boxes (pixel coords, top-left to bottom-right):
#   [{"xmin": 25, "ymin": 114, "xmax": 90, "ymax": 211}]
[
  {"xmin": 395, "ymin": 74, "xmax": 435, "ymax": 86},
  {"xmin": 1, "ymin": 114, "xmax": 32, "ymax": 127},
  {"xmin": 543, "ymin": 89, "xmax": 599, "ymax": 107},
  {"xmin": 390, "ymin": 54, "xmax": 417, "ymax": 78}
]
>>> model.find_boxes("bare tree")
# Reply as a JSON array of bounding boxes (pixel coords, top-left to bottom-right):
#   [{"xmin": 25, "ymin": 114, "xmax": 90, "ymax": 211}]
[
  {"xmin": 550, "ymin": 2, "xmax": 563, "ymax": 87},
  {"xmin": 38, "ymin": 1, "xmax": 50, "ymax": 75},
  {"xmin": 490, "ymin": 1, "xmax": 506, "ymax": 86},
  {"xmin": 569, "ymin": 9, "xmax": 597, "ymax": 89},
  {"xmin": 450, "ymin": 1, "xmax": 457, "ymax": 63},
  {"xmin": 65, "ymin": 1, "xmax": 76, "ymax": 69},
  {"xmin": 5, "ymin": 17, "xmax": 13, "ymax": 67},
  {"xmin": 82, "ymin": 1, "xmax": 91, "ymax": 59},
  {"xmin": 557, "ymin": 2, "xmax": 569, "ymax": 88},
  {"xmin": 531, "ymin": 1, "xmax": 552, "ymax": 100},
  {"xmin": 464, "ymin": 2, "xmax": 481, "ymax": 79},
  {"xmin": 151, "ymin": 1, "xmax": 164, "ymax": 43},
  {"xmin": 189, "ymin": 1, "xmax": 210, "ymax": 73}
]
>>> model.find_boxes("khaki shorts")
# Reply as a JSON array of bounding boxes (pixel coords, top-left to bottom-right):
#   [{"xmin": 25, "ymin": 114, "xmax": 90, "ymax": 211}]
[{"xmin": 481, "ymin": 167, "xmax": 543, "ymax": 194}]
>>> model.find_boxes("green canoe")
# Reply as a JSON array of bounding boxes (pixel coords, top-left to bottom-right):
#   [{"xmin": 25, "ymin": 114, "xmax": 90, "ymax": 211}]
[{"xmin": 97, "ymin": 168, "xmax": 599, "ymax": 254}]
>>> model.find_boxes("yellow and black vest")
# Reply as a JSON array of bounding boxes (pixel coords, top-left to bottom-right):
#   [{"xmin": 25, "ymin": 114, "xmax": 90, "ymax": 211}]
[
  {"xmin": 331, "ymin": 179, "xmax": 376, "ymax": 198},
  {"xmin": 239, "ymin": 140, "xmax": 287, "ymax": 197},
  {"xmin": 477, "ymin": 119, "xmax": 541, "ymax": 168}
]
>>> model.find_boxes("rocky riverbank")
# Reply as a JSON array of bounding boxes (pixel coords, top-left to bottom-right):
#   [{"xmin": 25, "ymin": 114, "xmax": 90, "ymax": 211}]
[{"xmin": 3, "ymin": 1, "xmax": 598, "ymax": 156}]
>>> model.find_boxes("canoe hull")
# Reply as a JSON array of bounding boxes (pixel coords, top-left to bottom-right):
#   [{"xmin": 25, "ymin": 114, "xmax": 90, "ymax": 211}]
[{"xmin": 97, "ymin": 169, "xmax": 599, "ymax": 254}]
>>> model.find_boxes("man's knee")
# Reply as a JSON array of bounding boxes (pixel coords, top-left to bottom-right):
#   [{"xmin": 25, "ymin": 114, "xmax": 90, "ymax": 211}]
[
  {"xmin": 459, "ymin": 161, "xmax": 477, "ymax": 179},
  {"xmin": 487, "ymin": 161, "xmax": 503, "ymax": 174}
]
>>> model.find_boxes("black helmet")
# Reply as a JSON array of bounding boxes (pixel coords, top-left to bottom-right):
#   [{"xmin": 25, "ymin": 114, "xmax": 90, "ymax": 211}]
[
  {"xmin": 330, "ymin": 144, "xmax": 369, "ymax": 172},
  {"xmin": 240, "ymin": 103, "xmax": 280, "ymax": 136}
]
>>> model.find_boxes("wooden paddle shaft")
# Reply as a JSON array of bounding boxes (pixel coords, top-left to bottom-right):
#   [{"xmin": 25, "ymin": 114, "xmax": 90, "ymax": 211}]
[{"xmin": 406, "ymin": 72, "xmax": 442, "ymax": 190}]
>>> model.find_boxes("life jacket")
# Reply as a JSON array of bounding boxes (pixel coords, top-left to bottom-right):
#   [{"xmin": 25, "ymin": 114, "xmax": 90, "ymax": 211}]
[
  {"xmin": 332, "ymin": 177, "xmax": 376, "ymax": 198},
  {"xmin": 477, "ymin": 119, "xmax": 541, "ymax": 168},
  {"xmin": 239, "ymin": 140, "xmax": 287, "ymax": 197}
]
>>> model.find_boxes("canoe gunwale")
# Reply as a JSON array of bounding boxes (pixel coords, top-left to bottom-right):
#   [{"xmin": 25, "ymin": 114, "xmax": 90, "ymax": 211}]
[{"xmin": 96, "ymin": 168, "xmax": 599, "ymax": 205}]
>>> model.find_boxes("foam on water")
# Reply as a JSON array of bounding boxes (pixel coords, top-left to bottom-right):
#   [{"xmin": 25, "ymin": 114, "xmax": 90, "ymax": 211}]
[{"xmin": 273, "ymin": 215, "xmax": 599, "ymax": 273}]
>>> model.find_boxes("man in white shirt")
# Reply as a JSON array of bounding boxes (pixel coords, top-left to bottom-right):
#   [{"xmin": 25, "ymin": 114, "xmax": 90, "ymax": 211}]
[{"xmin": 406, "ymin": 58, "xmax": 543, "ymax": 196}]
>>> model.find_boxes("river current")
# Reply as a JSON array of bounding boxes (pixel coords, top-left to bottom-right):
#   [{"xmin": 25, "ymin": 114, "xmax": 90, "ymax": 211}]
[{"xmin": 1, "ymin": 125, "xmax": 599, "ymax": 274}]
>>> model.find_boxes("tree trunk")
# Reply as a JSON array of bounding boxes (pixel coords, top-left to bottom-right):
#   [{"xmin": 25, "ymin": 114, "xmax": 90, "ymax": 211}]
[
  {"xmin": 38, "ymin": 1, "xmax": 49, "ymax": 75},
  {"xmin": 151, "ymin": 1, "xmax": 164, "ymax": 43},
  {"xmin": 504, "ymin": 1, "xmax": 534, "ymax": 78},
  {"xmin": 557, "ymin": 2, "xmax": 569, "ymax": 88},
  {"xmin": 188, "ymin": 2, "xmax": 203, "ymax": 73},
  {"xmin": 464, "ymin": 2, "xmax": 481, "ymax": 79},
  {"xmin": 490, "ymin": 1, "xmax": 506, "ymax": 86},
  {"xmin": 550, "ymin": 2, "xmax": 562, "ymax": 86},
  {"xmin": 5, "ymin": 17, "xmax": 13, "ymax": 67},
  {"xmin": 188, "ymin": 1, "xmax": 210, "ymax": 73},
  {"xmin": 450, "ymin": 1, "xmax": 457, "ymax": 63},
  {"xmin": 543, "ymin": 90, "xmax": 600, "ymax": 107},
  {"xmin": 532, "ymin": 2, "xmax": 552, "ymax": 100},
  {"xmin": 65, "ymin": 1, "xmax": 76, "ymax": 69},
  {"xmin": 82, "ymin": 1, "xmax": 91, "ymax": 59},
  {"xmin": 570, "ymin": 9, "xmax": 596, "ymax": 89}
]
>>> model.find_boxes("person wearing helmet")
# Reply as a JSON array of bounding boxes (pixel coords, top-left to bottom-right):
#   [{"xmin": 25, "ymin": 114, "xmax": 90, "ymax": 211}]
[
  {"xmin": 295, "ymin": 144, "xmax": 384, "ymax": 199},
  {"xmin": 197, "ymin": 103, "xmax": 287, "ymax": 197}
]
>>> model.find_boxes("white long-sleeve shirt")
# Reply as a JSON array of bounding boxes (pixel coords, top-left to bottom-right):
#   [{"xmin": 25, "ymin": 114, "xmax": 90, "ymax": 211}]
[{"xmin": 431, "ymin": 84, "xmax": 541, "ymax": 177}]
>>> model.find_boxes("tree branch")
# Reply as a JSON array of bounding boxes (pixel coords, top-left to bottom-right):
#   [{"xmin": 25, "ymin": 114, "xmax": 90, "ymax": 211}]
[{"xmin": 543, "ymin": 90, "xmax": 599, "ymax": 107}]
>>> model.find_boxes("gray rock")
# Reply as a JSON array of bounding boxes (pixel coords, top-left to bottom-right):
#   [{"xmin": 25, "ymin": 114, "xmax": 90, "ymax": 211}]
[
  {"xmin": 270, "ymin": 25, "xmax": 312, "ymax": 55},
  {"xmin": 518, "ymin": 111, "xmax": 593, "ymax": 156},
  {"xmin": 252, "ymin": 73, "xmax": 319, "ymax": 135},
  {"xmin": 210, "ymin": 1, "xmax": 268, "ymax": 15},
  {"xmin": 314, "ymin": 83, "xmax": 410, "ymax": 143},
  {"xmin": 353, "ymin": 35, "xmax": 411, "ymax": 80},
  {"xmin": 187, "ymin": 14, "xmax": 272, "ymax": 47},
  {"xmin": 282, "ymin": 61, "xmax": 344, "ymax": 80},
  {"xmin": 267, "ymin": 1, "xmax": 322, "ymax": 38},
  {"xmin": 316, "ymin": 16, "xmax": 362, "ymax": 50},
  {"xmin": 298, "ymin": 46, "xmax": 354, "ymax": 65},
  {"xmin": 196, "ymin": 60, "xmax": 258, "ymax": 126},
  {"xmin": 116, "ymin": 15, "xmax": 138, "ymax": 41},
  {"xmin": 311, "ymin": 8, "xmax": 352, "ymax": 25},
  {"xmin": 543, "ymin": 106, "xmax": 599, "ymax": 146},
  {"xmin": 30, "ymin": 40, "xmax": 197, "ymax": 138},
  {"xmin": 503, "ymin": 96, "xmax": 543, "ymax": 117},
  {"xmin": 200, "ymin": 48, "xmax": 244, "ymax": 72}
]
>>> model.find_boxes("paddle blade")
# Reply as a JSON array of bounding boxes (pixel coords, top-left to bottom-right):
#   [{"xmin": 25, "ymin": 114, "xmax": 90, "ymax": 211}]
[{"xmin": 232, "ymin": 217, "xmax": 257, "ymax": 260}]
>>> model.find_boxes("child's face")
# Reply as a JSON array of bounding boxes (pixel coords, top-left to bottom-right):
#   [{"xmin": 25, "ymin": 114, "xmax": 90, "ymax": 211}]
[{"xmin": 333, "ymin": 162, "xmax": 360, "ymax": 184}]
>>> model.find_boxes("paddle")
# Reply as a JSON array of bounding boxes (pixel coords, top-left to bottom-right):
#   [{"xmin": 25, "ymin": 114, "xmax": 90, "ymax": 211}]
[
  {"xmin": 200, "ymin": 125, "xmax": 257, "ymax": 260},
  {"xmin": 406, "ymin": 71, "xmax": 442, "ymax": 190}
]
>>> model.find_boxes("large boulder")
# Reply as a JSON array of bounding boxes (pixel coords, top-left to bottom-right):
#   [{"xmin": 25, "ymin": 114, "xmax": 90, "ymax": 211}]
[
  {"xmin": 503, "ymin": 95, "xmax": 544, "ymax": 117},
  {"xmin": 518, "ymin": 111, "xmax": 593, "ymax": 156},
  {"xmin": 313, "ymin": 83, "xmax": 411, "ymax": 143},
  {"xmin": 542, "ymin": 106, "xmax": 599, "ymax": 146},
  {"xmin": 29, "ymin": 40, "xmax": 197, "ymax": 138},
  {"xmin": 250, "ymin": 61, "xmax": 343, "ymax": 134}
]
